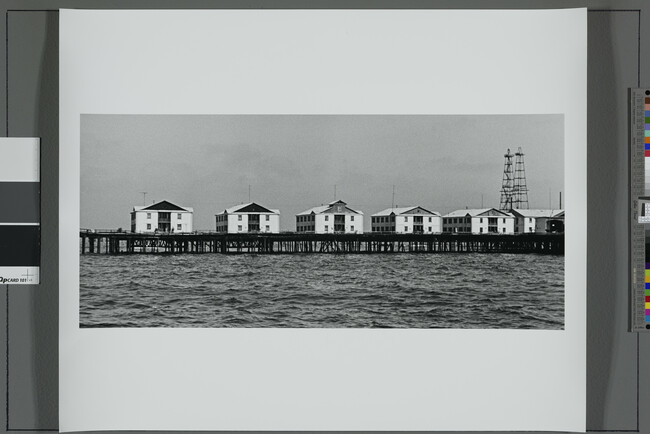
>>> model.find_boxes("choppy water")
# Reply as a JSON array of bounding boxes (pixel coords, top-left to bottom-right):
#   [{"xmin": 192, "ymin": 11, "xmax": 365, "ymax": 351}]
[{"xmin": 79, "ymin": 253, "xmax": 564, "ymax": 329}]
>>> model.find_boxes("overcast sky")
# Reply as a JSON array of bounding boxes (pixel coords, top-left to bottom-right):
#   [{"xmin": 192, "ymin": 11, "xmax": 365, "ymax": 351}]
[{"xmin": 81, "ymin": 114, "xmax": 563, "ymax": 231}]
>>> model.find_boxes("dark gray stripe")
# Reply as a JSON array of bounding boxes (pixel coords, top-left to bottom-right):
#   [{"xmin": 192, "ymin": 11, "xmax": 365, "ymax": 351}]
[
  {"xmin": 0, "ymin": 182, "xmax": 40, "ymax": 223},
  {"xmin": 0, "ymin": 226, "xmax": 40, "ymax": 266}
]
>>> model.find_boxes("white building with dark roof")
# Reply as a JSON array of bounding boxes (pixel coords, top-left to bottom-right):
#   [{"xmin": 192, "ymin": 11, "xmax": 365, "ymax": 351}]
[
  {"xmin": 131, "ymin": 200, "xmax": 194, "ymax": 233},
  {"xmin": 296, "ymin": 200, "xmax": 363, "ymax": 233},
  {"xmin": 371, "ymin": 206, "xmax": 441, "ymax": 233},
  {"xmin": 215, "ymin": 202, "xmax": 280, "ymax": 233},
  {"xmin": 510, "ymin": 209, "xmax": 565, "ymax": 234},
  {"xmin": 443, "ymin": 208, "xmax": 514, "ymax": 234}
]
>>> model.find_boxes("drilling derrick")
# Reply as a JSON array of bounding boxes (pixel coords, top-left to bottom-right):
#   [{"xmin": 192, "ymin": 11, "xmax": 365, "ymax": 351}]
[
  {"xmin": 512, "ymin": 147, "xmax": 529, "ymax": 209},
  {"xmin": 499, "ymin": 148, "xmax": 514, "ymax": 210}
]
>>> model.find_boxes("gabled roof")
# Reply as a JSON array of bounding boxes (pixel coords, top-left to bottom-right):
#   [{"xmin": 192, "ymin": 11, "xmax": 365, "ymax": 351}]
[
  {"xmin": 296, "ymin": 205, "xmax": 330, "ymax": 215},
  {"xmin": 552, "ymin": 210, "xmax": 565, "ymax": 218},
  {"xmin": 297, "ymin": 201, "xmax": 363, "ymax": 216},
  {"xmin": 510, "ymin": 209, "xmax": 564, "ymax": 218},
  {"xmin": 373, "ymin": 206, "xmax": 440, "ymax": 217},
  {"xmin": 133, "ymin": 200, "xmax": 192, "ymax": 212},
  {"xmin": 444, "ymin": 208, "xmax": 513, "ymax": 218},
  {"xmin": 220, "ymin": 202, "xmax": 280, "ymax": 215}
]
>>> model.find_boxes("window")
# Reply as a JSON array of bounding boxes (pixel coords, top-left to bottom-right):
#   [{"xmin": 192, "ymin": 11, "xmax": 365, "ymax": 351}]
[
  {"xmin": 404, "ymin": 226, "xmax": 409, "ymax": 232},
  {"xmin": 325, "ymin": 215, "xmax": 329, "ymax": 221},
  {"xmin": 480, "ymin": 227, "xmax": 483, "ymax": 233},
  {"xmin": 503, "ymin": 228, "xmax": 506, "ymax": 233},
  {"xmin": 147, "ymin": 213, "xmax": 151, "ymax": 219},
  {"xmin": 428, "ymin": 227, "xmax": 432, "ymax": 232},
  {"xmin": 351, "ymin": 225, "xmax": 354, "ymax": 231},
  {"xmin": 238, "ymin": 215, "xmax": 242, "ymax": 221},
  {"xmin": 325, "ymin": 225, "xmax": 329, "ymax": 231},
  {"xmin": 177, "ymin": 213, "xmax": 182, "ymax": 219},
  {"xmin": 351, "ymin": 216, "xmax": 354, "ymax": 221},
  {"xmin": 529, "ymin": 217, "xmax": 533, "ymax": 222},
  {"xmin": 146, "ymin": 223, "xmax": 151, "ymax": 230},
  {"xmin": 266, "ymin": 225, "xmax": 270, "ymax": 231},
  {"xmin": 404, "ymin": 216, "xmax": 408, "ymax": 222},
  {"xmin": 502, "ymin": 218, "xmax": 506, "ymax": 223},
  {"xmin": 238, "ymin": 225, "xmax": 242, "ymax": 231},
  {"xmin": 266, "ymin": 215, "xmax": 270, "ymax": 221},
  {"xmin": 177, "ymin": 224, "xmax": 182, "ymax": 230},
  {"xmin": 428, "ymin": 217, "xmax": 432, "ymax": 222},
  {"xmin": 480, "ymin": 218, "xmax": 483, "ymax": 223}
]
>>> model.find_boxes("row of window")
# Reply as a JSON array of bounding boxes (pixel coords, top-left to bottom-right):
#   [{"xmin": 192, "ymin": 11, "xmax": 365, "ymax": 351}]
[
  {"xmin": 443, "ymin": 217, "xmax": 509, "ymax": 224},
  {"xmin": 145, "ymin": 223, "xmax": 183, "ymax": 231},
  {"xmin": 371, "ymin": 216, "xmax": 396, "ymax": 223},
  {"xmin": 316, "ymin": 225, "xmax": 355, "ymax": 232},
  {"xmin": 443, "ymin": 227, "xmax": 508, "ymax": 233},
  {"xmin": 145, "ymin": 212, "xmax": 184, "ymax": 220},
  {"xmin": 371, "ymin": 216, "xmax": 434, "ymax": 223},
  {"xmin": 296, "ymin": 215, "xmax": 357, "ymax": 222},
  {"xmin": 297, "ymin": 225, "xmax": 316, "ymax": 232},
  {"xmin": 297, "ymin": 215, "xmax": 315, "ymax": 223},
  {"xmin": 215, "ymin": 214, "xmax": 272, "ymax": 222},
  {"xmin": 214, "ymin": 225, "xmax": 272, "ymax": 232},
  {"xmin": 371, "ymin": 227, "xmax": 435, "ymax": 232}
]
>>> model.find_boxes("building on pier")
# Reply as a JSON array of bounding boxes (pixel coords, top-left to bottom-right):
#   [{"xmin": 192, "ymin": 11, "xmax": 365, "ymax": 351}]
[
  {"xmin": 443, "ymin": 208, "xmax": 514, "ymax": 234},
  {"xmin": 130, "ymin": 200, "xmax": 194, "ymax": 233},
  {"xmin": 215, "ymin": 202, "xmax": 280, "ymax": 233},
  {"xmin": 510, "ymin": 209, "xmax": 565, "ymax": 233},
  {"xmin": 546, "ymin": 210, "xmax": 565, "ymax": 233},
  {"xmin": 371, "ymin": 207, "xmax": 442, "ymax": 233},
  {"xmin": 296, "ymin": 200, "xmax": 363, "ymax": 233}
]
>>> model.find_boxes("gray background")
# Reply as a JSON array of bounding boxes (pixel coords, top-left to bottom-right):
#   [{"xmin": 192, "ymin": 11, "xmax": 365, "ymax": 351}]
[{"xmin": 0, "ymin": 1, "xmax": 646, "ymax": 433}]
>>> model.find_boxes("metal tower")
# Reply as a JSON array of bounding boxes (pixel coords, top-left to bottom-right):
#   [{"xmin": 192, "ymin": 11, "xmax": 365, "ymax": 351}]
[
  {"xmin": 499, "ymin": 148, "xmax": 514, "ymax": 210},
  {"xmin": 512, "ymin": 147, "xmax": 529, "ymax": 209}
]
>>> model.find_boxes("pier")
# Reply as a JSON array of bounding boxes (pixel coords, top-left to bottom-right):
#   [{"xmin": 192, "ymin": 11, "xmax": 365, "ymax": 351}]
[{"xmin": 79, "ymin": 231, "xmax": 564, "ymax": 255}]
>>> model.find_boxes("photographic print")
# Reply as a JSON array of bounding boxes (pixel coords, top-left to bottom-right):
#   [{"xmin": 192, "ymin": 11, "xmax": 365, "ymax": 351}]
[
  {"xmin": 80, "ymin": 114, "xmax": 564, "ymax": 329},
  {"xmin": 61, "ymin": 9, "xmax": 586, "ymax": 432}
]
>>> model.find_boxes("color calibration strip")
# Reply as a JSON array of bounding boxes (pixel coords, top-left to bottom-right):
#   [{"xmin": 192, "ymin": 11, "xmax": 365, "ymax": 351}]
[
  {"xmin": 646, "ymin": 97, "xmax": 650, "ymax": 157},
  {"xmin": 0, "ymin": 138, "xmax": 40, "ymax": 285},
  {"xmin": 646, "ymin": 263, "xmax": 650, "ymax": 322},
  {"xmin": 630, "ymin": 90, "xmax": 650, "ymax": 330},
  {"xmin": 640, "ymin": 105, "xmax": 650, "ymax": 332},
  {"xmin": 630, "ymin": 89, "xmax": 650, "ymax": 331}
]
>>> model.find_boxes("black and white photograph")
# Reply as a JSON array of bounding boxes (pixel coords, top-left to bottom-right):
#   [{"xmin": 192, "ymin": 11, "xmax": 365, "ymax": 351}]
[{"xmin": 79, "ymin": 114, "xmax": 564, "ymax": 329}]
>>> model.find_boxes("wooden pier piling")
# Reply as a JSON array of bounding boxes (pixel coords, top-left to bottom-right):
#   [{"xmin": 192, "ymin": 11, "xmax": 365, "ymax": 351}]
[{"xmin": 79, "ymin": 231, "xmax": 564, "ymax": 255}]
